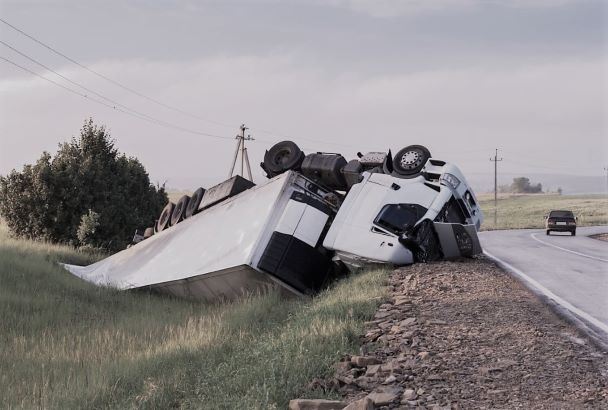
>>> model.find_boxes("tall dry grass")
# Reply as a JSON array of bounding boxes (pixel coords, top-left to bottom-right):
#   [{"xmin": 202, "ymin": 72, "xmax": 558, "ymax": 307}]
[
  {"xmin": 0, "ymin": 223, "xmax": 387, "ymax": 409},
  {"xmin": 478, "ymin": 193, "xmax": 608, "ymax": 230}
]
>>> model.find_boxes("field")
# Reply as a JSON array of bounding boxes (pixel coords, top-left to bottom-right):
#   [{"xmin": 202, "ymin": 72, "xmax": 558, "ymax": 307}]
[
  {"xmin": 0, "ymin": 224, "xmax": 387, "ymax": 409},
  {"xmin": 478, "ymin": 193, "xmax": 608, "ymax": 230}
]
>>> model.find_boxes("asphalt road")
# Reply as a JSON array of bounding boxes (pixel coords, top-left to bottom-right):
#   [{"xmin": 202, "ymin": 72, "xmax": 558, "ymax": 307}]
[{"xmin": 480, "ymin": 226, "xmax": 608, "ymax": 341}]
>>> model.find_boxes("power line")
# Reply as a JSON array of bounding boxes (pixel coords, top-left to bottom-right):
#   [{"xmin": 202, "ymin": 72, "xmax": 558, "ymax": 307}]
[
  {"xmin": 0, "ymin": 17, "xmax": 370, "ymax": 152},
  {"xmin": 2, "ymin": 39, "xmax": 157, "ymax": 121},
  {"xmin": 0, "ymin": 56, "xmax": 234, "ymax": 140},
  {"xmin": 249, "ymin": 126, "xmax": 364, "ymax": 150},
  {"xmin": 0, "ymin": 17, "xmax": 235, "ymax": 129}
]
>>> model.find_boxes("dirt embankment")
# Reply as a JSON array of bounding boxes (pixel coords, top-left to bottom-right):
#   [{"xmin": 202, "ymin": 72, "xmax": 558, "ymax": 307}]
[
  {"xmin": 591, "ymin": 233, "xmax": 608, "ymax": 242},
  {"xmin": 318, "ymin": 258, "xmax": 608, "ymax": 409}
]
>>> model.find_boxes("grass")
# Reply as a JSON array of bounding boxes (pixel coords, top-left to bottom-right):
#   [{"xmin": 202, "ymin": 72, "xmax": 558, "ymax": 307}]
[
  {"xmin": 478, "ymin": 193, "xmax": 608, "ymax": 230},
  {"xmin": 0, "ymin": 224, "xmax": 388, "ymax": 409}
]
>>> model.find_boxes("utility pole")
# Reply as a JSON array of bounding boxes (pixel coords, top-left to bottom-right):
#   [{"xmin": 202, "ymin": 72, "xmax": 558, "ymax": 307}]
[
  {"xmin": 490, "ymin": 148, "xmax": 503, "ymax": 227},
  {"xmin": 228, "ymin": 124, "xmax": 254, "ymax": 181}
]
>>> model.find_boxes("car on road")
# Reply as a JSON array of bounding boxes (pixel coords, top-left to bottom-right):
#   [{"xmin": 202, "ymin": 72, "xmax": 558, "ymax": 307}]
[{"xmin": 545, "ymin": 210, "xmax": 577, "ymax": 236}]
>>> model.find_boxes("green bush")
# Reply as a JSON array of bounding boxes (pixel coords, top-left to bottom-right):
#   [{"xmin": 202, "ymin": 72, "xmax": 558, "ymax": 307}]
[{"xmin": 0, "ymin": 119, "xmax": 167, "ymax": 251}]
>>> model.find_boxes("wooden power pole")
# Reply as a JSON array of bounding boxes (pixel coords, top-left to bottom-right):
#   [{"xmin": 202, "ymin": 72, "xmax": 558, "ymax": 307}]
[
  {"xmin": 228, "ymin": 124, "xmax": 254, "ymax": 181},
  {"xmin": 490, "ymin": 148, "xmax": 503, "ymax": 227}
]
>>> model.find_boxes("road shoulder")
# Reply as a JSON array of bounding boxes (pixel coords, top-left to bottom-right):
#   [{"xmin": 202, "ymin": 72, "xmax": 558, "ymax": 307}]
[{"xmin": 313, "ymin": 258, "xmax": 608, "ymax": 408}]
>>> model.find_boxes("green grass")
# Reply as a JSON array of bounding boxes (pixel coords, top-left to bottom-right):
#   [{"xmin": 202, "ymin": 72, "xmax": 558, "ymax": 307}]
[
  {"xmin": 478, "ymin": 193, "xmax": 608, "ymax": 230},
  {"xmin": 0, "ymin": 224, "xmax": 387, "ymax": 409}
]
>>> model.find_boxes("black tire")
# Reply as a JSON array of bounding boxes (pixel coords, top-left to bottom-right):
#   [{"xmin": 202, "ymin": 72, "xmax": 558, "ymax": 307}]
[
  {"xmin": 262, "ymin": 141, "xmax": 305, "ymax": 177},
  {"xmin": 143, "ymin": 227, "xmax": 154, "ymax": 239},
  {"xmin": 572, "ymin": 230, "xmax": 576, "ymax": 236},
  {"xmin": 546, "ymin": 230, "xmax": 550, "ymax": 235},
  {"xmin": 171, "ymin": 195, "xmax": 190, "ymax": 226},
  {"xmin": 156, "ymin": 202, "xmax": 175, "ymax": 232},
  {"xmin": 185, "ymin": 187, "xmax": 205, "ymax": 219},
  {"xmin": 392, "ymin": 145, "xmax": 431, "ymax": 176}
]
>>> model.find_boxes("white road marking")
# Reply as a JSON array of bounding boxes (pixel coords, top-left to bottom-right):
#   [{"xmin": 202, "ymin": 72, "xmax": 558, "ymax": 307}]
[
  {"xmin": 484, "ymin": 250, "xmax": 608, "ymax": 334},
  {"xmin": 530, "ymin": 233, "xmax": 608, "ymax": 263}
]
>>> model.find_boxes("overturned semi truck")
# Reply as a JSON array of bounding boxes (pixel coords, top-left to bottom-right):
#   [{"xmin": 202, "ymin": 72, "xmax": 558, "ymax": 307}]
[{"xmin": 64, "ymin": 143, "xmax": 483, "ymax": 301}]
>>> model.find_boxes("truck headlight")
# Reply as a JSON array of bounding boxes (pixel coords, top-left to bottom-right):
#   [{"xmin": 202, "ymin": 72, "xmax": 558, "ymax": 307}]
[{"xmin": 439, "ymin": 173, "xmax": 461, "ymax": 190}]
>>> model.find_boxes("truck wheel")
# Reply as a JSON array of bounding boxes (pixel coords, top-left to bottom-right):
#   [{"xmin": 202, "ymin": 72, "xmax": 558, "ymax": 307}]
[
  {"xmin": 185, "ymin": 187, "xmax": 205, "ymax": 219},
  {"xmin": 156, "ymin": 202, "xmax": 175, "ymax": 232},
  {"xmin": 572, "ymin": 230, "xmax": 576, "ymax": 236},
  {"xmin": 263, "ymin": 141, "xmax": 305, "ymax": 177},
  {"xmin": 546, "ymin": 230, "xmax": 550, "ymax": 235},
  {"xmin": 393, "ymin": 145, "xmax": 431, "ymax": 176},
  {"xmin": 171, "ymin": 195, "xmax": 190, "ymax": 226}
]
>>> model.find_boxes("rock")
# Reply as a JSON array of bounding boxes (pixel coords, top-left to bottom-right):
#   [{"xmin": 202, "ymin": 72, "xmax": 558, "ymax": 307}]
[
  {"xmin": 488, "ymin": 389, "xmax": 508, "ymax": 394},
  {"xmin": 393, "ymin": 296, "xmax": 410, "ymax": 303},
  {"xmin": 374, "ymin": 311, "xmax": 392, "ymax": 319},
  {"xmin": 417, "ymin": 351, "xmax": 430, "ymax": 360},
  {"xmin": 377, "ymin": 321, "xmax": 393, "ymax": 329},
  {"xmin": 399, "ymin": 317, "xmax": 417, "ymax": 327},
  {"xmin": 367, "ymin": 390, "xmax": 400, "ymax": 406},
  {"xmin": 426, "ymin": 319, "xmax": 447, "ymax": 325},
  {"xmin": 343, "ymin": 397, "xmax": 374, "ymax": 410},
  {"xmin": 497, "ymin": 359, "xmax": 518, "ymax": 369},
  {"xmin": 336, "ymin": 361, "xmax": 353, "ymax": 373},
  {"xmin": 288, "ymin": 399, "xmax": 347, "ymax": 410},
  {"xmin": 365, "ymin": 364, "xmax": 383, "ymax": 376},
  {"xmin": 402, "ymin": 389, "xmax": 417, "ymax": 401},
  {"xmin": 426, "ymin": 374, "xmax": 444, "ymax": 381},
  {"xmin": 383, "ymin": 375, "xmax": 397, "ymax": 384},
  {"xmin": 351, "ymin": 356, "xmax": 381, "ymax": 367},
  {"xmin": 336, "ymin": 374, "xmax": 355, "ymax": 385}
]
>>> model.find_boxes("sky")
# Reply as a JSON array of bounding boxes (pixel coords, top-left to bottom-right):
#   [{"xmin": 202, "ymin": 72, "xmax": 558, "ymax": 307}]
[{"xmin": 0, "ymin": 0, "xmax": 606, "ymax": 190}]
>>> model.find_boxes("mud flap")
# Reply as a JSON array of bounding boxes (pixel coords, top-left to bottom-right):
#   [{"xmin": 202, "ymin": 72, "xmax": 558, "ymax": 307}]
[{"xmin": 399, "ymin": 219, "xmax": 482, "ymax": 262}]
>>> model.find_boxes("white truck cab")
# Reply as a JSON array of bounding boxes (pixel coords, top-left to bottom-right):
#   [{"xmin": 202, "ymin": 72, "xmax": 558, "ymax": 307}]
[{"xmin": 323, "ymin": 159, "xmax": 482, "ymax": 269}]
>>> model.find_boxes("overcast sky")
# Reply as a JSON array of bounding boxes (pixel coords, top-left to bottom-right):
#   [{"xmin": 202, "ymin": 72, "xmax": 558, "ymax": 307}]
[{"xmin": 0, "ymin": 0, "xmax": 606, "ymax": 189}]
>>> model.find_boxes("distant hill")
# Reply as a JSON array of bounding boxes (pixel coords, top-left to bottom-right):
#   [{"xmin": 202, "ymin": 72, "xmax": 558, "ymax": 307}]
[{"xmin": 466, "ymin": 173, "xmax": 606, "ymax": 195}]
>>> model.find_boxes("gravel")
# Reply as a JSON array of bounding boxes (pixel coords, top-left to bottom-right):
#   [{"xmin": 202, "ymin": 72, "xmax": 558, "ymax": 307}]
[
  {"xmin": 591, "ymin": 233, "xmax": 608, "ymax": 242},
  {"xmin": 323, "ymin": 257, "xmax": 608, "ymax": 409}
]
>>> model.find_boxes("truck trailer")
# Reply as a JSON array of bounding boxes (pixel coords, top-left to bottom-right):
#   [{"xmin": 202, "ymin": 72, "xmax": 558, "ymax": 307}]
[{"xmin": 64, "ymin": 142, "xmax": 483, "ymax": 302}]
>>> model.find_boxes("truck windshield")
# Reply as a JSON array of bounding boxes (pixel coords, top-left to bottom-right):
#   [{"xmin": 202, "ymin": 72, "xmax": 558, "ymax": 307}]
[{"xmin": 374, "ymin": 204, "xmax": 428, "ymax": 235}]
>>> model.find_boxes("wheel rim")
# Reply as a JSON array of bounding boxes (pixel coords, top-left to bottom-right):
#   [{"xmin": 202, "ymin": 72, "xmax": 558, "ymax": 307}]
[{"xmin": 400, "ymin": 150, "xmax": 423, "ymax": 170}]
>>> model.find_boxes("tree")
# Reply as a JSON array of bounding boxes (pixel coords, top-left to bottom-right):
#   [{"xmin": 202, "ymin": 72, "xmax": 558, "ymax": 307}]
[
  {"xmin": 510, "ymin": 177, "xmax": 543, "ymax": 194},
  {"xmin": 0, "ymin": 119, "xmax": 167, "ymax": 251},
  {"xmin": 77, "ymin": 209, "xmax": 100, "ymax": 247}
]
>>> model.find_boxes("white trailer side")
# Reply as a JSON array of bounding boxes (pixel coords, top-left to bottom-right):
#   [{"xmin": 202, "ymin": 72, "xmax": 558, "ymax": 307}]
[{"xmin": 64, "ymin": 172, "xmax": 336, "ymax": 302}]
